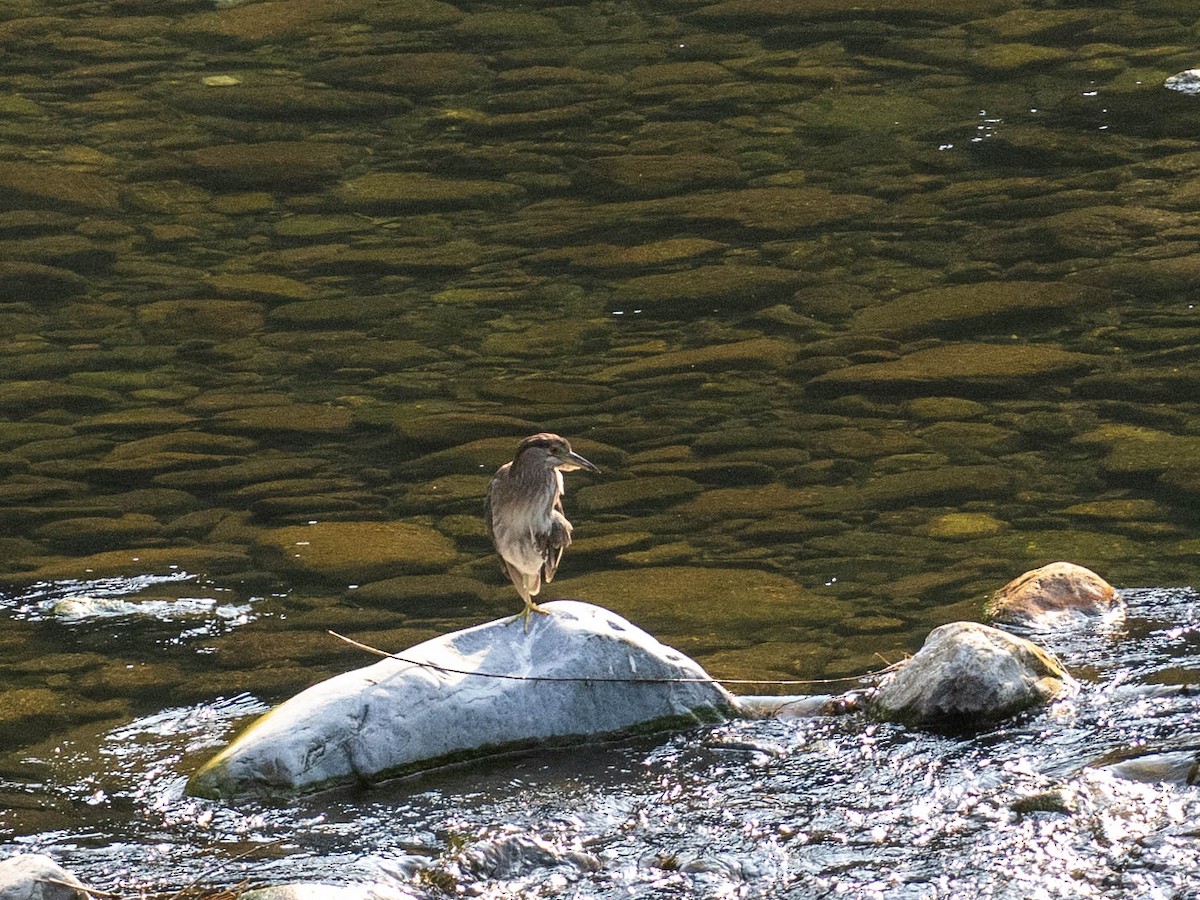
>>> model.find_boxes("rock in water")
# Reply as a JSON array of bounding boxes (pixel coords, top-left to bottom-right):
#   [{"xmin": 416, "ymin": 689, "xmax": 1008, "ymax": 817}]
[
  {"xmin": 1165, "ymin": 70, "xmax": 1200, "ymax": 96},
  {"xmin": 871, "ymin": 621, "xmax": 1075, "ymax": 730},
  {"xmin": 986, "ymin": 561, "xmax": 1120, "ymax": 626},
  {"xmin": 189, "ymin": 601, "xmax": 737, "ymax": 799},
  {"xmin": 0, "ymin": 854, "xmax": 93, "ymax": 900}
]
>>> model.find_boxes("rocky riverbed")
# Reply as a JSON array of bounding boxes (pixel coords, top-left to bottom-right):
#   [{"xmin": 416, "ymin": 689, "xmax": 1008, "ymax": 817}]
[{"xmin": 2, "ymin": 0, "xmax": 1200, "ymax": 894}]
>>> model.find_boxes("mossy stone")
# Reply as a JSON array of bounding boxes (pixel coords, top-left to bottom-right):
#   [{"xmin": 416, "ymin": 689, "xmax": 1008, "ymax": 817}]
[
  {"xmin": 904, "ymin": 397, "xmax": 987, "ymax": 421},
  {"xmin": 1063, "ymin": 499, "xmax": 1165, "ymax": 520},
  {"xmin": 338, "ymin": 173, "xmax": 523, "ymax": 212},
  {"xmin": 582, "ymin": 154, "xmax": 742, "ymax": 198},
  {"xmin": 3, "ymin": 547, "xmax": 250, "ymax": 584},
  {"xmin": 211, "ymin": 274, "xmax": 317, "ymax": 303},
  {"xmin": 816, "ymin": 465, "xmax": 1017, "ymax": 512},
  {"xmin": 177, "ymin": 0, "xmax": 373, "ymax": 42},
  {"xmin": 78, "ymin": 409, "xmax": 199, "ymax": 432},
  {"xmin": 13, "ymin": 436, "xmax": 110, "ymax": 462},
  {"xmin": 0, "ymin": 160, "xmax": 120, "ymax": 211},
  {"xmin": 614, "ymin": 268, "xmax": 803, "ymax": 313},
  {"xmin": 677, "ymin": 484, "xmax": 820, "ymax": 518},
  {"xmin": 691, "ymin": 0, "xmax": 1011, "ymax": 24},
  {"xmin": 0, "ymin": 380, "xmax": 120, "ymax": 412},
  {"xmin": 166, "ymin": 82, "xmax": 407, "ymax": 121},
  {"xmin": 451, "ymin": 11, "xmax": 564, "ymax": 46},
  {"xmin": 259, "ymin": 243, "xmax": 486, "ymax": 276},
  {"xmin": 926, "ymin": 512, "xmax": 1006, "ymax": 540},
  {"xmin": 808, "ymin": 343, "xmax": 1101, "ymax": 396},
  {"xmin": 574, "ymin": 476, "xmax": 703, "ymax": 513},
  {"xmin": 548, "ymin": 565, "xmax": 837, "ymax": 639},
  {"xmin": 600, "ymin": 338, "xmax": 800, "ymax": 379},
  {"xmin": 137, "ymin": 299, "xmax": 265, "ymax": 340},
  {"xmin": 969, "ymin": 43, "xmax": 1073, "ymax": 71},
  {"xmin": 153, "ymin": 456, "xmax": 324, "ymax": 491},
  {"xmin": 675, "ymin": 186, "xmax": 883, "ymax": 232},
  {"xmin": 257, "ymin": 521, "xmax": 458, "ymax": 582},
  {"xmin": 918, "ymin": 421, "xmax": 1019, "ymax": 454},
  {"xmin": 33, "ymin": 513, "xmax": 161, "ymax": 552},
  {"xmin": 311, "ymin": 53, "xmax": 485, "ymax": 96},
  {"xmin": 398, "ymin": 474, "xmax": 492, "ymax": 512},
  {"xmin": 850, "ymin": 282, "xmax": 1093, "ymax": 337},
  {"xmin": 0, "ymin": 261, "xmax": 87, "ymax": 302},
  {"xmin": 393, "ymin": 412, "xmax": 536, "ymax": 449},
  {"xmin": 182, "ymin": 142, "xmax": 362, "ymax": 189},
  {"xmin": 531, "ymin": 238, "xmax": 727, "ymax": 270},
  {"xmin": 615, "ymin": 541, "xmax": 701, "ymax": 566},
  {"xmin": 212, "ymin": 404, "xmax": 353, "ymax": 436},
  {"xmin": 348, "ymin": 574, "xmax": 490, "ymax": 611},
  {"xmin": 0, "ymin": 423, "xmax": 75, "ymax": 450}
]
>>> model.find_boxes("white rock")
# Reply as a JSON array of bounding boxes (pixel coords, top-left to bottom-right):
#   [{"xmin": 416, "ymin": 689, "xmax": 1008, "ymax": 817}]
[
  {"xmin": 189, "ymin": 601, "xmax": 737, "ymax": 798},
  {"xmin": 1165, "ymin": 70, "xmax": 1200, "ymax": 95},
  {"xmin": 0, "ymin": 854, "xmax": 91, "ymax": 900},
  {"xmin": 871, "ymin": 621, "xmax": 1075, "ymax": 729}
]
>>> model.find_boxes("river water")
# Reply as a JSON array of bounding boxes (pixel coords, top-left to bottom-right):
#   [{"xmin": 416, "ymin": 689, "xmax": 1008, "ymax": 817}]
[{"xmin": 2, "ymin": 0, "xmax": 1200, "ymax": 895}]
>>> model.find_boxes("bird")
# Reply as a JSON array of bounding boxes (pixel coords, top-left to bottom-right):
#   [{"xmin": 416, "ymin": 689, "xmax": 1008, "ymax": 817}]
[{"xmin": 485, "ymin": 433, "xmax": 600, "ymax": 628}]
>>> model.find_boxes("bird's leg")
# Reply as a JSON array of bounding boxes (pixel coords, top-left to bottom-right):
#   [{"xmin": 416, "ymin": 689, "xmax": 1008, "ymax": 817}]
[{"xmin": 513, "ymin": 595, "xmax": 550, "ymax": 632}]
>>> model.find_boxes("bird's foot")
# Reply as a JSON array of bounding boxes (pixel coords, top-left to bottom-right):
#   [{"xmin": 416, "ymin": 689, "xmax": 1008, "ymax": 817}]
[{"xmin": 512, "ymin": 600, "xmax": 550, "ymax": 632}]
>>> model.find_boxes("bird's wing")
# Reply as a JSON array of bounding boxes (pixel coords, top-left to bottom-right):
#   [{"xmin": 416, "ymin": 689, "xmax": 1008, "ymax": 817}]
[{"xmin": 539, "ymin": 512, "xmax": 573, "ymax": 583}]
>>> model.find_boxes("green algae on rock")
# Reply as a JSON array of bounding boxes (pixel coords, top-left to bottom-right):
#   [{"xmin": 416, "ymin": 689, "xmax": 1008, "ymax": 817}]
[
  {"xmin": 338, "ymin": 173, "xmax": 523, "ymax": 212},
  {"xmin": 257, "ymin": 521, "xmax": 459, "ymax": 583},
  {"xmin": 808, "ymin": 343, "xmax": 1102, "ymax": 396},
  {"xmin": 850, "ymin": 282, "xmax": 1094, "ymax": 337},
  {"xmin": 548, "ymin": 565, "xmax": 832, "ymax": 637},
  {"xmin": 599, "ymin": 338, "xmax": 801, "ymax": 378},
  {"xmin": 2, "ymin": 547, "xmax": 250, "ymax": 584},
  {"xmin": 0, "ymin": 161, "xmax": 120, "ymax": 211}
]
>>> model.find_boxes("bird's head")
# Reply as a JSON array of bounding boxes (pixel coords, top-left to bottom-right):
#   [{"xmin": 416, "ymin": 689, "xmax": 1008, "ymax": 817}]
[{"xmin": 516, "ymin": 433, "xmax": 600, "ymax": 473}]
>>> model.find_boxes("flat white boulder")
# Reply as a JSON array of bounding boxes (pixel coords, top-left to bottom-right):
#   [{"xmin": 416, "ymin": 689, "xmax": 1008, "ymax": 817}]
[{"xmin": 189, "ymin": 601, "xmax": 737, "ymax": 799}]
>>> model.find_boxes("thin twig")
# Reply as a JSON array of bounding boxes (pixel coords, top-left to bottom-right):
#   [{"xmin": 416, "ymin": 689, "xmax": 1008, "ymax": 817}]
[
  {"xmin": 41, "ymin": 879, "xmax": 118, "ymax": 900},
  {"xmin": 328, "ymin": 630, "xmax": 901, "ymax": 688}
]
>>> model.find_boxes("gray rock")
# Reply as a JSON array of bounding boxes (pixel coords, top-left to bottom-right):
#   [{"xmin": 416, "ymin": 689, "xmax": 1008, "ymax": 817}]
[
  {"xmin": 0, "ymin": 854, "xmax": 91, "ymax": 900},
  {"xmin": 871, "ymin": 621, "xmax": 1075, "ymax": 729},
  {"xmin": 189, "ymin": 601, "xmax": 737, "ymax": 799}
]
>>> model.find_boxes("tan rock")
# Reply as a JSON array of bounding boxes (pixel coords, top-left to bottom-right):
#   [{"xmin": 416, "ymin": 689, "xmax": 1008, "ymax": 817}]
[{"xmin": 986, "ymin": 561, "xmax": 1121, "ymax": 625}]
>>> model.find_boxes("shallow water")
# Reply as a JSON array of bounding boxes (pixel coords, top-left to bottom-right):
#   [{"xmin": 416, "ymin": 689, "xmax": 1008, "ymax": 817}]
[
  {"xmin": 2, "ymin": 0, "xmax": 1200, "ymax": 893},
  {"xmin": 7, "ymin": 587, "xmax": 1200, "ymax": 898}
]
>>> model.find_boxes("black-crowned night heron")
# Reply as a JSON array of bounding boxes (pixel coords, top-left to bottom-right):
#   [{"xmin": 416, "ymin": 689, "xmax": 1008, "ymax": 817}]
[{"xmin": 485, "ymin": 433, "xmax": 600, "ymax": 627}]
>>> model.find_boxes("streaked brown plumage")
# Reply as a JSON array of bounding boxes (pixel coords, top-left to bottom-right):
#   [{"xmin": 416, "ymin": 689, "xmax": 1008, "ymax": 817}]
[{"xmin": 485, "ymin": 433, "xmax": 599, "ymax": 627}]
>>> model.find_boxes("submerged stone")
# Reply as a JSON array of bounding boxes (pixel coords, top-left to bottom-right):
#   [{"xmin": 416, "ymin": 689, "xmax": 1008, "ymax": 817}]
[
  {"xmin": 581, "ymin": 153, "xmax": 742, "ymax": 198},
  {"xmin": 599, "ymin": 338, "xmax": 801, "ymax": 378},
  {"xmin": 0, "ymin": 161, "xmax": 120, "ymax": 211},
  {"xmin": 614, "ymin": 266, "xmax": 802, "ymax": 314},
  {"xmin": 2, "ymin": 547, "xmax": 249, "ymax": 584},
  {"xmin": 0, "ymin": 261, "xmax": 87, "ymax": 302},
  {"xmin": 182, "ymin": 142, "xmax": 363, "ymax": 189},
  {"xmin": 850, "ymin": 282, "xmax": 1093, "ymax": 337},
  {"xmin": 871, "ymin": 621, "xmax": 1075, "ymax": 729},
  {"xmin": 257, "ymin": 520, "xmax": 458, "ymax": 582},
  {"xmin": 338, "ymin": 172, "xmax": 523, "ymax": 212},
  {"xmin": 188, "ymin": 601, "xmax": 737, "ymax": 799},
  {"xmin": 807, "ymin": 343, "xmax": 1101, "ymax": 396}
]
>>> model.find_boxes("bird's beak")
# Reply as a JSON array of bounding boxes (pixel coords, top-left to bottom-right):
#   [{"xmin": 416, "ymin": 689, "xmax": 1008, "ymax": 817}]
[{"xmin": 561, "ymin": 450, "xmax": 600, "ymax": 473}]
